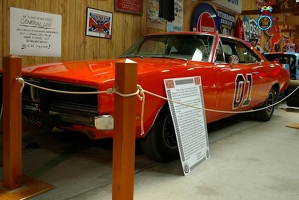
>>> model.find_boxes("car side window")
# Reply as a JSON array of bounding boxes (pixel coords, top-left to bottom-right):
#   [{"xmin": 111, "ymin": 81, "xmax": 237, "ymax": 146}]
[
  {"xmin": 220, "ymin": 38, "xmax": 261, "ymax": 64},
  {"xmin": 233, "ymin": 44, "xmax": 259, "ymax": 63},
  {"xmin": 215, "ymin": 41, "xmax": 225, "ymax": 62}
]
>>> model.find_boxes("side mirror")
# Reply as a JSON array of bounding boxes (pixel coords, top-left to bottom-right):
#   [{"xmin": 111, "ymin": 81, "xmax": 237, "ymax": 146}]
[{"xmin": 229, "ymin": 55, "xmax": 239, "ymax": 65}]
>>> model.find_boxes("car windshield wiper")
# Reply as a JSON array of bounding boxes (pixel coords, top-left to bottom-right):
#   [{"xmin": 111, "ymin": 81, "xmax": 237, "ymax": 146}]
[
  {"xmin": 120, "ymin": 55, "xmax": 144, "ymax": 59},
  {"xmin": 151, "ymin": 55, "xmax": 187, "ymax": 62}
]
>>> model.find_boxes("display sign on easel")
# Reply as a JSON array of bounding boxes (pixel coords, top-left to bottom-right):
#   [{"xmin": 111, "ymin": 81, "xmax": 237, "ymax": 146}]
[{"xmin": 164, "ymin": 76, "xmax": 209, "ymax": 176}]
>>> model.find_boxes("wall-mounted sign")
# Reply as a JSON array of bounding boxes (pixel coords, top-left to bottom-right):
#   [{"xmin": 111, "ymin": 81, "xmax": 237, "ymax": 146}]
[
  {"xmin": 85, "ymin": 7, "xmax": 113, "ymax": 39},
  {"xmin": 115, "ymin": 0, "xmax": 143, "ymax": 15},
  {"xmin": 257, "ymin": 15, "xmax": 272, "ymax": 31},
  {"xmin": 191, "ymin": 3, "xmax": 220, "ymax": 33},
  {"xmin": 243, "ymin": 15, "xmax": 262, "ymax": 42},
  {"xmin": 257, "ymin": 6, "xmax": 273, "ymax": 31},
  {"xmin": 217, "ymin": 10, "xmax": 235, "ymax": 35},
  {"xmin": 10, "ymin": 7, "xmax": 62, "ymax": 57},
  {"xmin": 212, "ymin": 0, "xmax": 242, "ymax": 14}
]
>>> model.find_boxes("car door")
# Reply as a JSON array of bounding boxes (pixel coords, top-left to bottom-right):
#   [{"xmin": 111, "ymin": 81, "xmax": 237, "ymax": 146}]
[{"xmin": 212, "ymin": 37, "xmax": 263, "ymax": 121}]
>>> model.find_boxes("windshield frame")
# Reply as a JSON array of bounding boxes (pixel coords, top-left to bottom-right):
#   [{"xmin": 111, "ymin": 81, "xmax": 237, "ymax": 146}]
[{"xmin": 119, "ymin": 34, "xmax": 215, "ymax": 62}]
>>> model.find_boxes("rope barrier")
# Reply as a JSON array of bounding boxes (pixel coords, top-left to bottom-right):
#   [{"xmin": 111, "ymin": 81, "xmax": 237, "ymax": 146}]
[
  {"xmin": 143, "ymin": 87, "xmax": 299, "ymax": 113},
  {"xmin": 14, "ymin": 76, "xmax": 299, "ymax": 113},
  {"xmin": 3, "ymin": 77, "xmax": 298, "ymax": 134}
]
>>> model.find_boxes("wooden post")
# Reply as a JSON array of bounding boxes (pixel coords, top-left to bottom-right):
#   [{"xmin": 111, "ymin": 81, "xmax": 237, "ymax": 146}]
[
  {"xmin": 112, "ymin": 59, "xmax": 138, "ymax": 200},
  {"xmin": 2, "ymin": 55, "xmax": 23, "ymax": 190}
]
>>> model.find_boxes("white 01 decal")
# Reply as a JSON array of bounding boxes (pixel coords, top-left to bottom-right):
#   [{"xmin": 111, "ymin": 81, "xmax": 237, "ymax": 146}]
[{"xmin": 233, "ymin": 73, "xmax": 252, "ymax": 109}]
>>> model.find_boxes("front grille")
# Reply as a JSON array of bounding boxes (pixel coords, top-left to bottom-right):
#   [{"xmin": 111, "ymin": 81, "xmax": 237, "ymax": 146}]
[
  {"xmin": 22, "ymin": 77, "xmax": 98, "ymax": 109},
  {"xmin": 22, "ymin": 77, "xmax": 99, "ymax": 127}
]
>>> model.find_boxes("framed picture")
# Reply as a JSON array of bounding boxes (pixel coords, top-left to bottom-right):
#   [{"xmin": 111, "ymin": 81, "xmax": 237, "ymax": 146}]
[
  {"xmin": 85, "ymin": 7, "xmax": 112, "ymax": 39},
  {"xmin": 115, "ymin": 0, "xmax": 143, "ymax": 15}
]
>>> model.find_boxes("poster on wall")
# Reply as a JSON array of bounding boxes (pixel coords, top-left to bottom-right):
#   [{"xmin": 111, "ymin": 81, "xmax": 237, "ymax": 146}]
[
  {"xmin": 167, "ymin": 0, "xmax": 183, "ymax": 32},
  {"xmin": 86, "ymin": 7, "xmax": 112, "ymax": 39},
  {"xmin": 147, "ymin": 0, "xmax": 164, "ymax": 30},
  {"xmin": 212, "ymin": 0, "xmax": 242, "ymax": 14},
  {"xmin": 164, "ymin": 76, "xmax": 209, "ymax": 176},
  {"xmin": 217, "ymin": 10, "xmax": 235, "ymax": 36},
  {"xmin": 115, "ymin": 0, "xmax": 143, "ymax": 15},
  {"xmin": 10, "ymin": 7, "xmax": 62, "ymax": 57},
  {"xmin": 242, "ymin": 15, "xmax": 262, "ymax": 42}
]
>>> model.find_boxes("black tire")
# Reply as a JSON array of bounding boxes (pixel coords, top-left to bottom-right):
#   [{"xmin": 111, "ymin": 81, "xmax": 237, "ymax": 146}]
[
  {"xmin": 286, "ymin": 80, "xmax": 299, "ymax": 107},
  {"xmin": 139, "ymin": 105, "xmax": 179, "ymax": 162},
  {"xmin": 254, "ymin": 88, "xmax": 276, "ymax": 121}
]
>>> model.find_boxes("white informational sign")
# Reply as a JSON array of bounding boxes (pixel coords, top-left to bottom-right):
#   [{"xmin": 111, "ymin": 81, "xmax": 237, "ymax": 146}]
[
  {"xmin": 212, "ymin": 0, "xmax": 242, "ymax": 14},
  {"xmin": 164, "ymin": 77, "xmax": 209, "ymax": 176},
  {"xmin": 10, "ymin": 7, "xmax": 62, "ymax": 57}
]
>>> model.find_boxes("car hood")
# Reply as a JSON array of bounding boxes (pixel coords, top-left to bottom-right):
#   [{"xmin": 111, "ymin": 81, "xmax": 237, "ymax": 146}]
[{"xmin": 22, "ymin": 58, "xmax": 191, "ymax": 85}]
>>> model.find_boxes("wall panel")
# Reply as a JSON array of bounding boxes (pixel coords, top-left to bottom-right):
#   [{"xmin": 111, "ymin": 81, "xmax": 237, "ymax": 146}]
[
  {"xmin": 0, "ymin": 0, "xmax": 149, "ymax": 67},
  {"xmin": 1, "ymin": 0, "xmax": 261, "ymax": 68}
]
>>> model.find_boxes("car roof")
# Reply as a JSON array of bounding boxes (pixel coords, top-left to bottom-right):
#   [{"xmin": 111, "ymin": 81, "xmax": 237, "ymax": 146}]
[
  {"xmin": 145, "ymin": 31, "xmax": 246, "ymax": 43},
  {"xmin": 264, "ymin": 52, "xmax": 299, "ymax": 56}
]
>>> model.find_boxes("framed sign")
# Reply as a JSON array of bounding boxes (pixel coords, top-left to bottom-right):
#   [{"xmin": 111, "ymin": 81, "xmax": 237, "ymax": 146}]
[
  {"xmin": 10, "ymin": 7, "xmax": 62, "ymax": 57},
  {"xmin": 86, "ymin": 7, "xmax": 112, "ymax": 39},
  {"xmin": 115, "ymin": 0, "xmax": 143, "ymax": 15},
  {"xmin": 191, "ymin": 3, "xmax": 220, "ymax": 33}
]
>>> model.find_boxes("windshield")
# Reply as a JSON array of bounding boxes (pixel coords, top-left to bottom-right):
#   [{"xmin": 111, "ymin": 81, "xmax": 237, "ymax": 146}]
[{"xmin": 119, "ymin": 34, "xmax": 215, "ymax": 62}]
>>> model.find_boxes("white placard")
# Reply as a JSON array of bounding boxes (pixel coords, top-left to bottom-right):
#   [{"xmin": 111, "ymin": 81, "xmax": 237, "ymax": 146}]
[
  {"xmin": 164, "ymin": 77, "xmax": 209, "ymax": 176},
  {"xmin": 10, "ymin": 7, "xmax": 62, "ymax": 57}
]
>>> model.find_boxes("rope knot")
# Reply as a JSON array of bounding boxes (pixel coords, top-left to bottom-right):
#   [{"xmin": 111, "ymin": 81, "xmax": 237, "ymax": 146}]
[
  {"xmin": 15, "ymin": 77, "xmax": 25, "ymax": 93},
  {"xmin": 106, "ymin": 86, "xmax": 118, "ymax": 95}
]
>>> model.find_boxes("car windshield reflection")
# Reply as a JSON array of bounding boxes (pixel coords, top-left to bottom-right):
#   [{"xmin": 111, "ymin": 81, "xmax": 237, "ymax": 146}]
[{"xmin": 119, "ymin": 34, "xmax": 215, "ymax": 62}]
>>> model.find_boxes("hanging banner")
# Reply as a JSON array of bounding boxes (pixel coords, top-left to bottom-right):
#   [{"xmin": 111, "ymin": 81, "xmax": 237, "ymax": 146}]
[{"xmin": 10, "ymin": 7, "xmax": 62, "ymax": 57}]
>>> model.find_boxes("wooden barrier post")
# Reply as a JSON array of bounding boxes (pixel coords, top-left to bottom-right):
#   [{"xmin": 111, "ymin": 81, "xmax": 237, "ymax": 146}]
[
  {"xmin": 2, "ymin": 55, "xmax": 23, "ymax": 190},
  {"xmin": 1, "ymin": 55, "xmax": 54, "ymax": 199},
  {"xmin": 112, "ymin": 59, "xmax": 138, "ymax": 200}
]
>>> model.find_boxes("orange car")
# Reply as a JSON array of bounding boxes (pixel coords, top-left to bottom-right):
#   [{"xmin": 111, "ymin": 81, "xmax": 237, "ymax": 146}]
[{"xmin": 15, "ymin": 32, "xmax": 290, "ymax": 162}]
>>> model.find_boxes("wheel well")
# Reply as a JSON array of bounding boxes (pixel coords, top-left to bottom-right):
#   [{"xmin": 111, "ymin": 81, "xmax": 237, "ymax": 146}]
[
  {"xmin": 272, "ymin": 83, "xmax": 279, "ymax": 95},
  {"xmin": 142, "ymin": 102, "xmax": 169, "ymax": 138}
]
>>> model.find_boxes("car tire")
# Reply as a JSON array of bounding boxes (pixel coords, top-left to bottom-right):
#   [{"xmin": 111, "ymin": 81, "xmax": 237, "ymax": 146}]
[
  {"xmin": 286, "ymin": 80, "xmax": 299, "ymax": 107},
  {"xmin": 139, "ymin": 105, "xmax": 179, "ymax": 162},
  {"xmin": 254, "ymin": 88, "xmax": 276, "ymax": 121}
]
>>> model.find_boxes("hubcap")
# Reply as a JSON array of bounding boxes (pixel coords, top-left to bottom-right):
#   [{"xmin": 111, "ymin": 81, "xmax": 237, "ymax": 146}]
[
  {"xmin": 266, "ymin": 92, "xmax": 274, "ymax": 114},
  {"xmin": 163, "ymin": 114, "xmax": 177, "ymax": 149}
]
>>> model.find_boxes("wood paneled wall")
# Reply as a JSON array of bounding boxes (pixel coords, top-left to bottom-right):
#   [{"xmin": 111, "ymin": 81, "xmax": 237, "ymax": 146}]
[
  {"xmin": 1, "ymin": 0, "xmax": 258, "ymax": 68},
  {"xmin": 1, "ymin": 0, "xmax": 151, "ymax": 67}
]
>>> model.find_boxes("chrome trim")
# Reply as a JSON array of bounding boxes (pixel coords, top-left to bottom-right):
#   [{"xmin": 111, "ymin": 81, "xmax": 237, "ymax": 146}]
[{"xmin": 30, "ymin": 85, "xmax": 39, "ymax": 102}]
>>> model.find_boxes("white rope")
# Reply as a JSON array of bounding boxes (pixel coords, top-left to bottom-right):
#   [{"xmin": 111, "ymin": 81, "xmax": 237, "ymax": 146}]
[
  {"xmin": 16, "ymin": 77, "xmax": 109, "ymax": 94},
  {"xmin": 13, "ymin": 76, "xmax": 299, "ymax": 135},
  {"xmin": 142, "ymin": 86, "xmax": 299, "ymax": 114},
  {"xmin": 137, "ymin": 85, "xmax": 145, "ymax": 135}
]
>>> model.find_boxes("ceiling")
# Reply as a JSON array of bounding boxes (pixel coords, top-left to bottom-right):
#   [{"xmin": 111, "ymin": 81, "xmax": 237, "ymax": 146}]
[{"xmin": 241, "ymin": 0, "xmax": 299, "ymax": 34}]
